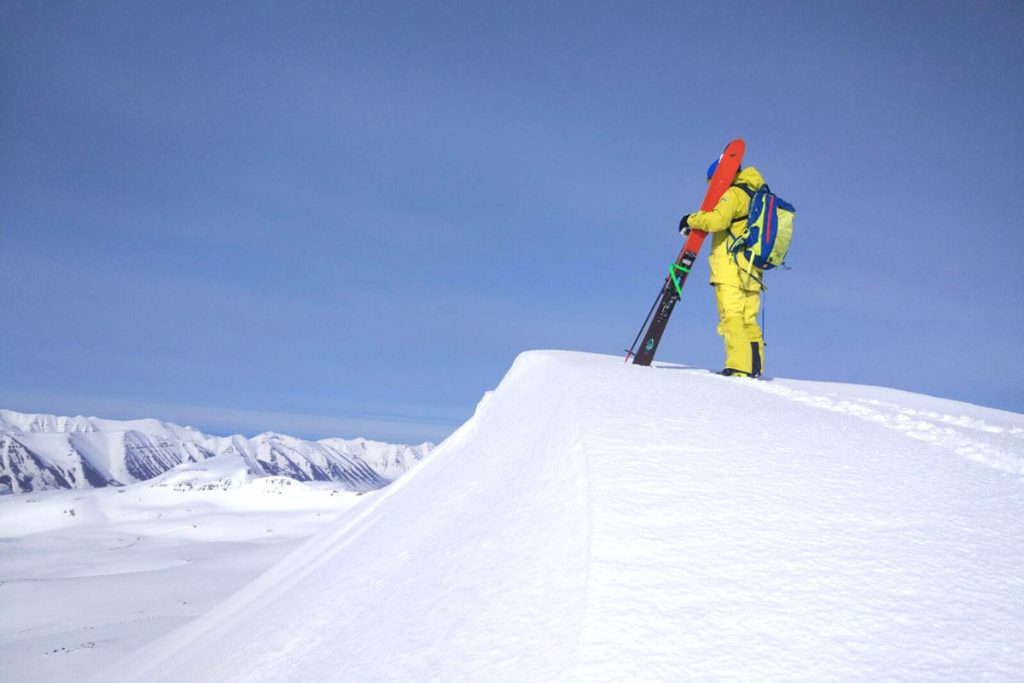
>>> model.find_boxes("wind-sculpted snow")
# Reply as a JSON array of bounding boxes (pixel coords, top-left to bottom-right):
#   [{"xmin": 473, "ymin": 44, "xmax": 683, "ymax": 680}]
[
  {"xmin": 0, "ymin": 409, "xmax": 433, "ymax": 494},
  {"xmin": 747, "ymin": 380, "xmax": 1024, "ymax": 476},
  {"xmin": 100, "ymin": 351, "xmax": 1024, "ymax": 682}
]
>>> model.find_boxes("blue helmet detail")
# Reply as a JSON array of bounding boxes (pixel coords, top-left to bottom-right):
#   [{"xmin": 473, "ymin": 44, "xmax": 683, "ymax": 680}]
[{"xmin": 707, "ymin": 159, "xmax": 719, "ymax": 180}]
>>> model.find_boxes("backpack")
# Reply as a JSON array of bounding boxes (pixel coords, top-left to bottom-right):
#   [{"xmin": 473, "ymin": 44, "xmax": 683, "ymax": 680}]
[{"xmin": 728, "ymin": 184, "xmax": 795, "ymax": 278}]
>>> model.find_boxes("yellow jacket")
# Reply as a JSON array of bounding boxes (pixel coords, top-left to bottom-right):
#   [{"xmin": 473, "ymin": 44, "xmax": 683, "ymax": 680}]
[{"xmin": 686, "ymin": 166, "xmax": 765, "ymax": 291}]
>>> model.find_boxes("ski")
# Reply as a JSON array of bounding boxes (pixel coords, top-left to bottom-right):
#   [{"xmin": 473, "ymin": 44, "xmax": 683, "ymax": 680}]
[{"xmin": 626, "ymin": 139, "xmax": 745, "ymax": 366}]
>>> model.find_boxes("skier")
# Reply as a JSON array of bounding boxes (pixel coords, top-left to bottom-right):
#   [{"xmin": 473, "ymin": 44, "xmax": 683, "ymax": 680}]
[{"xmin": 678, "ymin": 160, "xmax": 767, "ymax": 378}]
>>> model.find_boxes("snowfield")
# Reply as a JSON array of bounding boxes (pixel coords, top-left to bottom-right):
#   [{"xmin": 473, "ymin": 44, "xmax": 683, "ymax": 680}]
[
  {"xmin": 0, "ymin": 469, "xmax": 365, "ymax": 682},
  {"xmin": 4, "ymin": 351, "xmax": 1023, "ymax": 681}
]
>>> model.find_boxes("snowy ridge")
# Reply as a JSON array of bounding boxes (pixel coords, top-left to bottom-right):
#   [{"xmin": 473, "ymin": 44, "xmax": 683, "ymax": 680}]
[
  {"xmin": 0, "ymin": 409, "xmax": 433, "ymax": 494},
  {"xmin": 102, "ymin": 351, "xmax": 1024, "ymax": 681}
]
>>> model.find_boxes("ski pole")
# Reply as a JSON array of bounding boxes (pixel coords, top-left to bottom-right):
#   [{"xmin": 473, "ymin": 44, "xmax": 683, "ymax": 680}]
[{"xmin": 761, "ymin": 289, "xmax": 767, "ymax": 346}]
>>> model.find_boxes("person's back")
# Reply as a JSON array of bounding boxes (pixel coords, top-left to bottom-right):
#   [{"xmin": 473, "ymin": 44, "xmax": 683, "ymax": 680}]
[
  {"xmin": 679, "ymin": 163, "xmax": 767, "ymax": 377},
  {"xmin": 705, "ymin": 166, "xmax": 767, "ymax": 292}
]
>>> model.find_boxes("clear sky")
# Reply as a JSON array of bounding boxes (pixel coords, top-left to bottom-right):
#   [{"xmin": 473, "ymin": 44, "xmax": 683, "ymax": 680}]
[{"xmin": 2, "ymin": 1, "xmax": 1022, "ymax": 443}]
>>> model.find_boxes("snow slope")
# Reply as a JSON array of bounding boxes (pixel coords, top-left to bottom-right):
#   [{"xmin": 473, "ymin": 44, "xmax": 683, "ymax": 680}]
[{"xmin": 101, "ymin": 351, "xmax": 1024, "ymax": 681}]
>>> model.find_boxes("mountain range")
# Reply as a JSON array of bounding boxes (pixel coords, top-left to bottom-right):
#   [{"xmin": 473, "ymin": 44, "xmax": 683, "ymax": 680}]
[{"xmin": 0, "ymin": 409, "xmax": 433, "ymax": 494}]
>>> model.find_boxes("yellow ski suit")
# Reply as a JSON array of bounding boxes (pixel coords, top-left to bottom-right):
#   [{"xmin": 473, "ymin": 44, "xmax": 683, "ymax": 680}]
[{"xmin": 684, "ymin": 167, "xmax": 766, "ymax": 376}]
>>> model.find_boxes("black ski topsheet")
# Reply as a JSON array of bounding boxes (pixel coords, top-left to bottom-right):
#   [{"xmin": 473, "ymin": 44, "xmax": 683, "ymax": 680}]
[
  {"xmin": 628, "ymin": 247, "xmax": 697, "ymax": 366},
  {"xmin": 627, "ymin": 139, "xmax": 745, "ymax": 366}
]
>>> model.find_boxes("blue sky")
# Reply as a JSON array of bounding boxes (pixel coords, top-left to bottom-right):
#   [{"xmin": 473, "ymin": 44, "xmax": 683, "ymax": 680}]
[{"xmin": 2, "ymin": 1, "xmax": 1022, "ymax": 443}]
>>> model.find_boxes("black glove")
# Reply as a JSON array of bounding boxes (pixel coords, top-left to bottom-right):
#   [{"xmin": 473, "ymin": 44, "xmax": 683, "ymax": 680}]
[{"xmin": 678, "ymin": 214, "xmax": 691, "ymax": 236}]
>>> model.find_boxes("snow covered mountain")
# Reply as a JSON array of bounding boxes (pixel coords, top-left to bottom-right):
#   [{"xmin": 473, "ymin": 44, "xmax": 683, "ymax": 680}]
[
  {"xmin": 97, "ymin": 351, "xmax": 1024, "ymax": 681},
  {"xmin": 0, "ymin": 409, "xmax": 433, "ymax": 494}
]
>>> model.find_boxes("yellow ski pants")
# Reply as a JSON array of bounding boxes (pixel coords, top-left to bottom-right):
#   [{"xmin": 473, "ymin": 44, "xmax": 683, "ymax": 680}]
[{"xmin": 714, "ymin": 284, "xmax": 764, "ymax": 375}]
